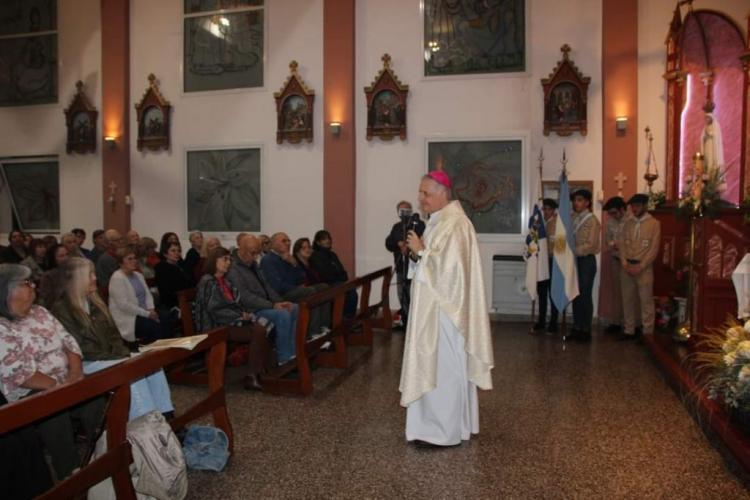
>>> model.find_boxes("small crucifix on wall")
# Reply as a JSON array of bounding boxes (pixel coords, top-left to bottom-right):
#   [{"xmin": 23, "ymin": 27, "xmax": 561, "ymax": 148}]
[
  {"xmin": 108, "ymin": 181, "xmax": 117, "ymax": 206},
  {"xmin": 614, "ymin": 171, "xmax": 627, "ymax": 196}
]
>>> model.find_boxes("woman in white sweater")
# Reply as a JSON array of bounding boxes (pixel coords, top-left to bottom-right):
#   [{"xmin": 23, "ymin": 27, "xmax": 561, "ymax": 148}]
[{"xmin": 108, "ymin": 245, "xmax": 171, "ymax": 342}]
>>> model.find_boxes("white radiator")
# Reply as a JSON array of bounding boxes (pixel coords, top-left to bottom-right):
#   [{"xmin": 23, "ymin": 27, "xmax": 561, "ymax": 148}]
[{"xmin": 492, "ymin": 256, "xmax": 533, "ymax": 316}]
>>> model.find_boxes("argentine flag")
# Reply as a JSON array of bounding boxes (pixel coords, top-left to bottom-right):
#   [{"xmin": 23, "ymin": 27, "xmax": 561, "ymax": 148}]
[
  {"xmin": 551, "ymin": 172, "xmax": 579, "ymax": 311},
  {"xmin": 524, "ymin": 204, "xmax": 549, "ymax": 300}
]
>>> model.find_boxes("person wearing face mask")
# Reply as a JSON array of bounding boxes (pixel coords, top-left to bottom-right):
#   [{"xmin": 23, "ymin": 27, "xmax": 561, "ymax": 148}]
[{"xmin": 385, "ymin": 201, "xmax": 425, "ymax": 330}]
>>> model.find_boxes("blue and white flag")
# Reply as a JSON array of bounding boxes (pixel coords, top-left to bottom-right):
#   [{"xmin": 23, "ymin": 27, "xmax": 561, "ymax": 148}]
[
  {"xmin": 524, "ymin": 204, "xmax": 550, "ymax": 300},
  {"xmin": 551, "ymin": 172, "xmax": 579, "ymax": 311}
]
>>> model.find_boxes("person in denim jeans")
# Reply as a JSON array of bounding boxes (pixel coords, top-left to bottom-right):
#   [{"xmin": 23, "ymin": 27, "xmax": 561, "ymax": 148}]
[{"xmin": 226, "ymin": 235, "xmax": 298, "ymax": 364}]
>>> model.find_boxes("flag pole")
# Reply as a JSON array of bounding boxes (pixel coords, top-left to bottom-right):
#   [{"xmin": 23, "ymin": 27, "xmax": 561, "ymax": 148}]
[
  {"xmin": 560, "ymin": 149, "xmax": 569, "ymax": 341},
  {"xmin": 529, "ymin": 148, "xmax": 546, "ymax": 331},
  {"xmin": 538, "ymin": 147, "xmax": 544, "ymax": 203}
]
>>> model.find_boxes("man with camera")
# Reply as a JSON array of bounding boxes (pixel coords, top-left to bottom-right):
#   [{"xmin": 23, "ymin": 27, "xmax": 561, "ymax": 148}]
[{"xmin": 385, "ymin": 201, "xmax": 425, "ymax": 330}]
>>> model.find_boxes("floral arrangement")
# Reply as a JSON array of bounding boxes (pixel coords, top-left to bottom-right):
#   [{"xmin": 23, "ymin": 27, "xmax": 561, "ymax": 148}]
[
  {"xmin": 647, "ymin": 190, "xmax": 666, "ymax": 211},
  {"xmin": 697, "ymin": 319, "xmax": 750, "ymax": 413},
  {"xmin": 677, "ymin": 163, "xmax": 727, "ymax": 219}
]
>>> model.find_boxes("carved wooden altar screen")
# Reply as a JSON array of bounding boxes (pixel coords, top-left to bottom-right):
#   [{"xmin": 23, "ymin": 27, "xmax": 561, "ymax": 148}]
[
  {"xmin": 657, "ymin": 5, "xmax": 750, "ymax": 333},
  {"xmin": 663, "ymin": 6, "xmax": 749, "ymax": 203}
]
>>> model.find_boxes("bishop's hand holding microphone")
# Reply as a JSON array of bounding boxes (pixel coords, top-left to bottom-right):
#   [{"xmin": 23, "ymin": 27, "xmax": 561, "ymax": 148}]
[{"xmin": 406, "ymin": 213, "xmax": 425, "ymax": 261}]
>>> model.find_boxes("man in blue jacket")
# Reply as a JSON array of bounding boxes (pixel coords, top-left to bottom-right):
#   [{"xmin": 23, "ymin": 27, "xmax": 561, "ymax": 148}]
[{"xmin": 261, "ymin": 232, "xmax": 330, "ymax": 336}]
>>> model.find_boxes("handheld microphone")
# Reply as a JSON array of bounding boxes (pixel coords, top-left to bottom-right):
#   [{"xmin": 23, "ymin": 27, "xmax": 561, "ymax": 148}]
[
  {"xmin": 407, "ymin": 213, "xmax": 423, "ymax": 262},
  {"xmin": 409, "ymin": 213, "xmax": 422, "ymax": 234},
  {"xmin": 409, "ymin": 213, "xmax": 419, "ymax": 230}
]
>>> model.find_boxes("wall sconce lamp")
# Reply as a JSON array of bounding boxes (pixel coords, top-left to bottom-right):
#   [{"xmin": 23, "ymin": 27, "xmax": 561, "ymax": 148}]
[
  {"xmin": 104, "ymin": 136, "xmax": 117, "ymax": 149},
  {"xmin": 615, "ymin": 116, "xmax": 628, "ymax": 132},
  {"xmin": 329, "ymin": 122, "xmax": 342, "ymax": 136}
]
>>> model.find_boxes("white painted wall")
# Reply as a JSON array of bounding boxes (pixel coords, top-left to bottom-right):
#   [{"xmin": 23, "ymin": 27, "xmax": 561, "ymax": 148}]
[
  {"xmin": 637, "ymin": 0, "xmax": 748, "ymax": 193},
  {"xmin": 129, "ymin": 0, "xmax": 324, "ymax": 248},
  {"xmin": 355, "ymin": 0, "xmax": 604, "ymax": 307},
  {"xmin": 0, "ymin": 0, "xmax": 102, "ymax": 240}
]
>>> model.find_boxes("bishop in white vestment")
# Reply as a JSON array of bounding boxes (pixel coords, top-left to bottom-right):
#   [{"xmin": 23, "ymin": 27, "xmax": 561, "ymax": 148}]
[{"xmin": 400, "ymin": 172, "xmax": 494, "ymax": 447}]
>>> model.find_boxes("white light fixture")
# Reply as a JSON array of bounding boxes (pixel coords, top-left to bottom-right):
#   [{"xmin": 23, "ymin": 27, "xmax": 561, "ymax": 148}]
[
  {"xmin": 615, "ymin": 116, "xmax": 628, "ymax": 132},
  {"xmin": 104, "ymin": 136, "xmax": 117, "ymax": 149},
  {"xmin": 329, "ymin": 122, "xmax": 342, "ymax": 136}
]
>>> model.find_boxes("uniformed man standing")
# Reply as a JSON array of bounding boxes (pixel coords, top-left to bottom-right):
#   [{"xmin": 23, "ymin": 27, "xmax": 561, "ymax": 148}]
[
  {"xmin": 618, "ymin": 194, "xmax": 661, "ymax": 341},
  {"xmin": 569, "ymin": 189, "xmax": 600, "ymax": 342}
]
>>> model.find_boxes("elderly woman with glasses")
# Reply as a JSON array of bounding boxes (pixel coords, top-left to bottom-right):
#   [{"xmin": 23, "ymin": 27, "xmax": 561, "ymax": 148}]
[
  {"xmin": 109, "ymin": 245, "xmax": 172, "ymax": 343},
  {"xmin": 47, "ymin": 257, "xmax": 174, "ymax": 421},
  {"xmin": 0, "ymin": 264, "xmax": 103, "ymax": 481}
]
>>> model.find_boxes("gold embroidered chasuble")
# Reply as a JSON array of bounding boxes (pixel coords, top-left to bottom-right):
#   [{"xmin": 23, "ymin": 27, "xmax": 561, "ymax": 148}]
[{"xmin": 399, "ymin": 200, "xmax": 494, "ymax": 406}]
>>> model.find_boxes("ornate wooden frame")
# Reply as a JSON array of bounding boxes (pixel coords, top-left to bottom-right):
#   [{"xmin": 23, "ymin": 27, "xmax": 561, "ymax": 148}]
[
  {"xmin": 135, "ymin": 74, "xmax": 171, "ymax": 152},
  {"xmin": 273, "ymin": 61, "xmax": 314, "ymax": 144},
  {"xmin": 63, "ymin": 81, "xmax": 98, "ymax": 154},
  {"xmin": 541, "ymin": 45, "xmax": 591, "ymax": 137},
  {"xmin": 364, "ymin": 54, "xmax": 408, "ymax": 141},
  {"xmin": 663, "ymin": 7, "xmax": 749, "ymax": 202}
]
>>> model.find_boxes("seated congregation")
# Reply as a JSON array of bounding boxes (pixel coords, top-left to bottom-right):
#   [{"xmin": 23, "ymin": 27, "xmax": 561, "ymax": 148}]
[{"xmin": 0, "ymin": 225, "xmax": 363, "ymax": 494}]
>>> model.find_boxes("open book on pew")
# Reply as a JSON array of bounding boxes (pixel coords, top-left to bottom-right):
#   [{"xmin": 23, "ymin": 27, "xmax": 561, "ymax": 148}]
[{"xmin": 139, "ymin": 334, "xmax": 208, "ymax": 352}]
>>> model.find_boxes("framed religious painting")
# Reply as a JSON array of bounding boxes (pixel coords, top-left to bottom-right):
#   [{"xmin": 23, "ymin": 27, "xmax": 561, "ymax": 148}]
[
  {"xmin": 365, "ymin": 54, "xmax": 408, "ymax": 141},
  {"xmin": 541, "ymin": 180, "xmax": 594, "ymax": 203},
  {"xmin": 542, "ymin": 44, "xmax": 590, "ymax": 137},
  {"xmin": 186, "ymin": 146, "xmax": 261, "ymax": 232},
  {"xmin": 274, "ymin": 61, "xmax": 314, "ymax": 144},
  {"xmin": 183, "ymin": 1, "xmax": 265, "ymax": 92},
  {"xmin": 0, "ymin": 0, "xmax": 58, "ymax": 106},
  {"xmin": 426, "ymin": 136, "xmax": 528, "ymax": 238},
  {"xmin": 422, "ymin": 0, "xmax": 525, "ymax": 77},
  {"xmin": 135, "ymin": 74, "xmax": 172, "ymax": 152},
  {"xmin": 64, "ymin": 81, "xmax": 98, "ymax": 154},
  {"xmin": 0, "ymin": 156, "xmax": 59, "ymax": 232}
]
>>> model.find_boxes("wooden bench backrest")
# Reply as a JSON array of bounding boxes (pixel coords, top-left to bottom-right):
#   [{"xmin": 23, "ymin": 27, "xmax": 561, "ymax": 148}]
[
  {"xmin": 262, "ymin": 267, "xmax": 392, "ymax": 396},
  {"xmin": 177, "ymin": 288, "xmax": 197, "ymax": 337},
  {"xmin": 0, "ymin": 328, "xmax": 232, "ymax": 499}
]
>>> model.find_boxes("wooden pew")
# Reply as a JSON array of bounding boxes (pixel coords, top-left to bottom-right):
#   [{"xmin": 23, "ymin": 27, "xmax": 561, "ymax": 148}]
[
  {"xmin": 0, "ymin": 327, "xmax": 232, "ymax": 500},
  {"xmin": 261, "ymin": 267, "xmax": 392, "ymax": 396},
  {"xmin": 346, "ymin": 267, "xmax": 393, "ymax": 346},
  {"xmin": 168, "ymin": 288, "xmax": 209, "ymax": 385}
]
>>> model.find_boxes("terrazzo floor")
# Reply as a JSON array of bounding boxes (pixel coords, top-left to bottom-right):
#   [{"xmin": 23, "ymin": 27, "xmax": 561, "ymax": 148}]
[{"xmin": 171, "ymin": 323, "xmax": 750, "ymax": 499}]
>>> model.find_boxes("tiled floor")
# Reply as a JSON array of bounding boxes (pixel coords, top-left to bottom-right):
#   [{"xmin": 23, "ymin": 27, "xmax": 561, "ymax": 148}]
[{"xmin": 172, "ymin": 324, "xmax": 749, "ymax": 499}]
